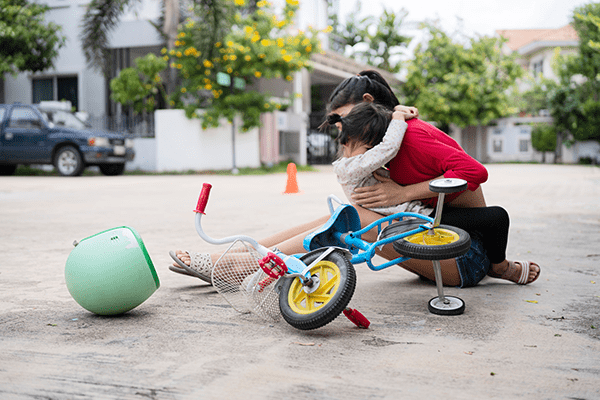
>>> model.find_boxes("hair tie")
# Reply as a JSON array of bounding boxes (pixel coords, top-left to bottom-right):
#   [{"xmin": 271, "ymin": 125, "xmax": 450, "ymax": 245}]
[{"xmin": 327, "ymin": 113, "xmax": 343, "ymax": 125}]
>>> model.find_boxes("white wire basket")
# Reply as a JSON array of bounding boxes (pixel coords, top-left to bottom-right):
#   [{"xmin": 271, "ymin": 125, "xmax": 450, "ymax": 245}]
[{"xmin": 211, "ymin": 240, "xmax": 282, "ymax": 322}]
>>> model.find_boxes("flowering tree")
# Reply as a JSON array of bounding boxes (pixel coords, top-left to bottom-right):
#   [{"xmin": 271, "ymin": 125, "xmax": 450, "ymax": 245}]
[{"xmin": 167, "ymin": 0, "xmax": 325, "ymax": 131}]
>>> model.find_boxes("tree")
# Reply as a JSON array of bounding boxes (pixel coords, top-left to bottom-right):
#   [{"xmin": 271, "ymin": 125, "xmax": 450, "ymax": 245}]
[
  {"xmin": 110, "ymin": 53, "xmax": 168, "ymax": 113},
  {"xmin": 332, "ymin": 3, "xmax": 411, "ymax": 73},
  {"xmin": 531, "ymin": 123, "xmax": 557, "ymax": 163},
  {"xmin": 0, "ymin": 0, "xmax": 65, "ymax": 76},
  {"xmin": 402, "ymin": 26, "xmax": 522, "ymax": 137},
  {"xmin": 167, "ymin": 0, "xmax": 323, "ymax": 131},
  {"xmin": 549, "ymin": 3, "xmax": 600, "ymax": 146}
]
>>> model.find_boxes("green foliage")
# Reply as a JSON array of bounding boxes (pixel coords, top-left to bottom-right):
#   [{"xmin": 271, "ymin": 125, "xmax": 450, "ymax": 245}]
[
  {"xmin": 402, "ymin": 26, "xmax": 522, "ymax": 128},
  {"xmin": 548, "ymin": 3, "xmax": 600, "ymax": 143},
  {"xmin": 110, "ymin": 54, "xmax": 168, "ymax": 114},
  {"xmin": 530, "ymin": 123, "xmax": 557, "ymax": 152},
  {"xmin": 509, "ymin": 74, "xmax": 558, "ymax": 116},
  {"xmin": 167, "ymin": 0, "xmax": 323, "ymax": 131},
  {"xmin": 0, "ymin": 0, "xmax": 65, "ymax": 75},
  {"xmin": 332, "ymin": 3, "xmax": 410, "ymax": 73}
]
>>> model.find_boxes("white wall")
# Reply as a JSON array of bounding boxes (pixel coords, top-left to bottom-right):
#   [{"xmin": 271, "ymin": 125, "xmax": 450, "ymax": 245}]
[
  {"xmin": 155, "ymin": 110, "xmax": 261, "ymax": 172},
  {"xmin": 127, "ymin": 138, "xmax": 157, "ymax": 171}
]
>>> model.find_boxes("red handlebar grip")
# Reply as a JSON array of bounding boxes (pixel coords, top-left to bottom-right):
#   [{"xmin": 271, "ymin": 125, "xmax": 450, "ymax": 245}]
[{"xmin": 194, "ymin": 183, "xmax": 212, "ymax": 214}]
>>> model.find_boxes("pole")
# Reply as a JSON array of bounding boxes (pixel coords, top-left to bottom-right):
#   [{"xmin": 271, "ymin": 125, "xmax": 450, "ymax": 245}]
[{"xmin": 230, "ymin": 78, "xmax": 238, "ymax": 174}]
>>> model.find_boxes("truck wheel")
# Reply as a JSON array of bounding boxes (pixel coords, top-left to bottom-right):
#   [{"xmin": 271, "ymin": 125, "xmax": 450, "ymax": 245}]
[
  {"xmin": 99, "ymin": 164, "xmax": 125, "ymax": 176},
  {"xmin": 0, "ymin": 165, "xmax": 17, "ymax": 176},
  {"xmin": 54, "ymin": 146, "xmax": 85, "ymax": 176}
]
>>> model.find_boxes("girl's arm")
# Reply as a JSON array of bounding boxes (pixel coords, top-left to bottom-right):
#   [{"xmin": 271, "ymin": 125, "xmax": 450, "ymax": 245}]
[{"xmin": 333, "ymin": 119, "xmax": 407, "ymax": 184}]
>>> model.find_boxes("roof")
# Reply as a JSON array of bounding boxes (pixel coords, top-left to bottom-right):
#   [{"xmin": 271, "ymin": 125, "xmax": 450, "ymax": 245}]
[{"xmin": 496, "ymin": 25, "xmax": 579, "ymax": 52}]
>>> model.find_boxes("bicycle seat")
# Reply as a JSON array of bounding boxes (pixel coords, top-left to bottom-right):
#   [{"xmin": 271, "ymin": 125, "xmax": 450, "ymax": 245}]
[{"xmin": 303, "ymin": 204, "xmax": 361, "ymax": 253}]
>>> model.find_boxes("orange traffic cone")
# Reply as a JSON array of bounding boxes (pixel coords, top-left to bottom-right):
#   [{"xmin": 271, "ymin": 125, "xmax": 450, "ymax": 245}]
[{"xmin": 283, "ymin": 162, "xmax": 301, "ymax": 194}]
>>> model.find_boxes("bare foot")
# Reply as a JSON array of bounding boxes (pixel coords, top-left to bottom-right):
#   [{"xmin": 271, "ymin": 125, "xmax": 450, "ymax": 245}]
[{"xmin": 488, "ymin": 260, "xmax": 540, "ymax": 284}]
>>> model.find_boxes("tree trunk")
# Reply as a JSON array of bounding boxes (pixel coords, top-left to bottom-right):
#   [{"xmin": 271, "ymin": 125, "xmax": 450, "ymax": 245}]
[
  {"xmin": 554, "ymin": 130, "xmax": 563, "ymax": 164},
  {"xmin": 164, "ymin": 0, "xmax": 180, "ymax": 106}
]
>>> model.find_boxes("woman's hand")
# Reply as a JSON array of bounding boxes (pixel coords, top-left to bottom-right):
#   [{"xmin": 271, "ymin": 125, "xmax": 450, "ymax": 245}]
[
  {"xmin": 351, "ymin": 171, "xmax": 408, "ymax": 208},
  {"xmin": 394, "ymin": 105, "xmax": 419, "ymax": 120}
]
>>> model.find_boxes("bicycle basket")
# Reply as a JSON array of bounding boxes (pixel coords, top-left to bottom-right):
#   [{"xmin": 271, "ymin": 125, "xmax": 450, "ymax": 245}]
[{"xmin": 211, "ymin": 240, "xmax": 282, "ymax": 322}]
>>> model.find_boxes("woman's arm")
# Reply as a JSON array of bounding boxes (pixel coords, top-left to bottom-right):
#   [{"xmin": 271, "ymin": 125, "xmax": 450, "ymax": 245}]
[{"xmin": 351, "ymin": 173, "xmax": 443, "ymax": 208}]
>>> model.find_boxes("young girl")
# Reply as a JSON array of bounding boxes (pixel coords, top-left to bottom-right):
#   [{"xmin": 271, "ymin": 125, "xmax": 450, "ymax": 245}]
[{"xmin": 328, "ymin": 102, "xmax": 432, "ymax": 216}]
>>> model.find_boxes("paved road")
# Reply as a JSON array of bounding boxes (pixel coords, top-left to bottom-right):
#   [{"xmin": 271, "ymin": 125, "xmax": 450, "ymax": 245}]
[{"xmin": 1, "ymin": 164, "xmax": 599, "ymax": 399}]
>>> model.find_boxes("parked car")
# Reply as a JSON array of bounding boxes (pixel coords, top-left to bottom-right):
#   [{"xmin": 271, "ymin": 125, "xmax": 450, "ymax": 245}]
[
  {"xmin": 307, "ymin": 131, "xmax": 337, "ymax": 164},
  {"xmin": 0, "ymin": 102, "xmax": 134, "ymax": 176}
]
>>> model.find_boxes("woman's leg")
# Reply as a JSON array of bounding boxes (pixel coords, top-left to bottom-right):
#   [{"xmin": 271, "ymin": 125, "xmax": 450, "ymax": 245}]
[{"xmin": 449, "ymin": 186, "xmax": 487, "ymax": 208}]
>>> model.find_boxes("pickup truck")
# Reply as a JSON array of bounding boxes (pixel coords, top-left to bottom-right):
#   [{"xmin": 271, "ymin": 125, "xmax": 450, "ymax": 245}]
[{"xmin": 0, "ymin": 102, "xmax": 134, "ymax": 176}]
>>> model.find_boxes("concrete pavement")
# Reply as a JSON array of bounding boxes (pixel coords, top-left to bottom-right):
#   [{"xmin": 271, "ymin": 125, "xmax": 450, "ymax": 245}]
[{"xmin": 0, "ymin": 164, "xmax": 599, "ymax": 399}]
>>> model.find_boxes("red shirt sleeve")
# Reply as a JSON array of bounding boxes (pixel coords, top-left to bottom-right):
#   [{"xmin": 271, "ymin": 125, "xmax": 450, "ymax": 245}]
[{"xmin": 388, "ymin": 119, "xmax": 488, "ymax": 204}]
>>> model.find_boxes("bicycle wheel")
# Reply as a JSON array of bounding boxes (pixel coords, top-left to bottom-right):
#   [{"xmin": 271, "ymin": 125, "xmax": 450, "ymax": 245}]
[
  {"xmin": 382, "ymin": 221, "xmax": 471, "ymax": 260},
  {"xmin": 279, "ymin": 248, "xmax": 355, "ymax": 330}
]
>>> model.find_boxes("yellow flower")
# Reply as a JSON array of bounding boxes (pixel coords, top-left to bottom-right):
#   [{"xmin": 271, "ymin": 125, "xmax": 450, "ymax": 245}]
[
  {"xmin": 305, "ymin": 45, "xmax": 312, "ymax": 52},
  {"xmin": 227, "ymin": 41, "xmax": 234, "ymax": 47},
  {"xmin": 163, "ymin": 55, "xmax": 169, "ymax": 61},
  {"xmin": 261, "ymin": 39, "xmax": 271, "ymax": 46},
  {"xmin": 215, "ymin": 42, "xmax": 222, "ymax": 47},
  {"xmin": 259, "ymin": 53, "xmax": 266, "ymax": 58},
  {"xmin": 181, "ymin": 87, "xmax": 187, "ymax": 93},
  {"xmin": 323, "ymin": 25, "xmax": 333, "ymax": 33},
  {"xmin": 277, "ymin": 38, "xmax": 284, "ymax": 47},
  {"xmin": 275, "ymin": 104, "xmax": 281, "ymax": 109},
  {"xmin": 257, "ymin": 0, "xmax": 267, "ymax": 7},
  {"xmin": 264, "ymin": 103, "xmax": 270, "ymax": 108},
  {"xmin": 174, "ymin": 40, "xmax": 180, "ymax": 46},
  {"xmin": 161, "ymin": 48, "xmax": 167, "ymax": 54},
  {"xmin": 177, "ymin": 64, "xmax": 183, "ymax": 69},
  {"xmin": 170, "ymin": 100, "xmax": 175, "ymax": 106},
  {"xmin": 245, "ymin": 55, "xmax": 251, "ymax": 61},
  {"xmin": 286, "ymin": 75, "xmax": 293, "ymax": 81},
  {"xmin": 227, "ymin": 67, "xmax": 233, "ymax": 73},
  {"xmin": 301, "ymin": 38, "xmax": 310, "ymax": 46},
  {"xmin": 283, "ymin": 55, "xmax": 292, "ymax": 62},
  {"xmin": 145, "ymin": 84, "xmax": 152, "ymax": 90},
  {"xmin": 254, "ymin": 71, "xmax": 262, "ymax": 78},
  {"xmin": 169, "ymin": 50, "xmax": 176, "ymax": 55},
  {"xmin": 234, "ymin": 0, "xmax": 245, "ymax": 5},
  {"xmin": 203, "ymin": 60, "xmax": 213, "ymax": 68},
  {"xmin": 251, "ymin": 34, "xmax": 260, "ymax": 43},
  {"xmin": 205, "ymin": 84, "xmax": 212, "ymax": 90},
  {"xmin": 178, "ymin": 32, "xmax": 186, "ymax": 38},
  {"xmin": 230, "ymin": 55, "xmax": 237, "ymax": 61},
  {"xmin": 154, "ymin": 75, "xmax": 161, "ymax": 82},
  {"xmin": 205, "ymin": 69, "xmax": 211, "ymax": 75},
  {"xmin": 244, "ymin": 26, "xmax": 253, "ymax": 35},
  {"xmin": 286, "ymin": 0, "xmax": 299, "ymax": 5},
  {"xmin": 176, "ymin": 51, "xmax": 182, "ymax": 57}
]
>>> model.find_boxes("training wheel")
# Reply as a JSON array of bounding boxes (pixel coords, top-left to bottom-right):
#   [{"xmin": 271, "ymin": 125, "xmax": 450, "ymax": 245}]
[
  {"xmin": 429, "ymin": 178, "xmax": 468, "ymax": 194},
  {"xmin": 428, "ymin": 295, "xmax": 465, "ymax": 316}
]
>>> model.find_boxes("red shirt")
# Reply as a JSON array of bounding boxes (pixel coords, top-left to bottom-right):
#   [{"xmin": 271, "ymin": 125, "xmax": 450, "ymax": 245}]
[{"xmin": 387, "ymin": 118, "xmax": 488, "ymax": 207}]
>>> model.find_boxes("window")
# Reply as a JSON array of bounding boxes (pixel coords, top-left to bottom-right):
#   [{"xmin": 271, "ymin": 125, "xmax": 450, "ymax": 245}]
[
  {"xmin": 32, "ymin": 76, "xmax": 78, "ymax": 110},
  {"xmin": 8, "ymin": 107, "xmax": 43, "ymax": 129},
  {"xmin": 493, "ymin": 139, "xmax": 503, "ymax": 153},
  {"xmin": 519, "ymin": 139, "xmax": 529, "ymax": 152},
  {"xmin": 532, "ymin": 60, "xmax": 543, "ymax": 77}
]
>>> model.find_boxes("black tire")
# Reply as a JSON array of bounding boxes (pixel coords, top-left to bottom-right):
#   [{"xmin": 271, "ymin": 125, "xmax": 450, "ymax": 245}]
[
  {"xmin": 428, "ymin": 295, "xmax": 465, "ymax": 315},
  {"xmin": 0, "ymin": 165, "xmax": 17, "ymax": 176},
  {"xmin": 99, "ymin": 163, "xmax": 125, "ymax": 176},
  {"xmin": 381, "ymin": 220, "xmax": 471, "ymax": 260},
  {"xmin": 54, "ymin": 146, "xmax": 85, "ymax": 176},
  {"xmin": 279, "ymin": 248, "xmax": 356, "ymax": 330}
]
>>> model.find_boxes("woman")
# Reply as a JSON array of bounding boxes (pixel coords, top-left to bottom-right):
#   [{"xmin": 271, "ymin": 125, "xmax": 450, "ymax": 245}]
[{"xmin": 170, "ymin": 70, "xmax": 540, "ymax": 288}]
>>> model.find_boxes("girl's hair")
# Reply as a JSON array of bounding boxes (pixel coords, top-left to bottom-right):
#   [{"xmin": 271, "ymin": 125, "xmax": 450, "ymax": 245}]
[
  {"xmin": 327, "ymin": 102, "xmax": 392, "ymax": 149},
  {"xmin": 327, "ymin": 70, "xmax": 400, "ymax": 113}
]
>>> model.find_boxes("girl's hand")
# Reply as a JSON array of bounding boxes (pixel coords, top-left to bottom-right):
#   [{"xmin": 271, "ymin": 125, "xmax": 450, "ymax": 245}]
[
  {"xmin": 351, "ymin": 171, "xmax": 407, "ymax": 208},
  {"xmin": 393, "ymin": 105, "xmax": 419, "ymax": 120}
]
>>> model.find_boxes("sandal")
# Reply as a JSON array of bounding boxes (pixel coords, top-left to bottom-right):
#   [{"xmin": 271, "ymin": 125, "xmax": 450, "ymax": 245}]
[
  {"xmin": 490, "ymin": 260, "xmax": 540, "ymax": 285},
  {"xmin": 169, "ymin": 250, "xmax": 213, "ymax": 284}
]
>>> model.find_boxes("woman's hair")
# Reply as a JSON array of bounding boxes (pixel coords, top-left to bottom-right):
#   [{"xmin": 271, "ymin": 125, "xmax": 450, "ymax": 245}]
[
  {"xmin": 327, "ymin": 70, "xmax": 400, "ymax": 113},
  {"xmin": 326, "ymin": 102, "xmax": 392, "ymax": 149}
]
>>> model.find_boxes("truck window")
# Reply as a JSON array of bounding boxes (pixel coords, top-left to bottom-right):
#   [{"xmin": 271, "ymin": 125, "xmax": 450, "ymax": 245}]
[{"xmin": 8, "ymin": 107, "xmax": 43, "ymax": 129}]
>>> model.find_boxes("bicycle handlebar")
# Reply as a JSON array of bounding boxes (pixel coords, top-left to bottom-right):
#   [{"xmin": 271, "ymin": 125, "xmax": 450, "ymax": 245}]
[{"xmin": 194, "ymin": 183, "xmax": 212, "ymax": 214}]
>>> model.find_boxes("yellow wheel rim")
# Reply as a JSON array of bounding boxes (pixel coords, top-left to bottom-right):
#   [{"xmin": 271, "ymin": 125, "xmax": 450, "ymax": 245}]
[
  {"xmin": 404, "ymin": 228, "xmax": 459, "ymax": 246},
  {"xmin": 287, "ymin": 260, "xmax": 341, "ymax": 315}
]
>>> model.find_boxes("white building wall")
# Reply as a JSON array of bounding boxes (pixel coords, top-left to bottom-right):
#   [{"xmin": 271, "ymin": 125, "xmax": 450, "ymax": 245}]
[{"xmin": 155, "ymin": 110, "xmax": 260, "ymax": 172}]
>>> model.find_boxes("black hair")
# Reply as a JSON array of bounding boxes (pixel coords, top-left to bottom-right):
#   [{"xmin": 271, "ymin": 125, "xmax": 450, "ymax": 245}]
[
  {"xmin": 327, "ymin": 70, "xmax": 400, "ymax": 113},
  {"xmin": 326, "ymin": 102, "xmax": 392, "ymax": 149}
]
